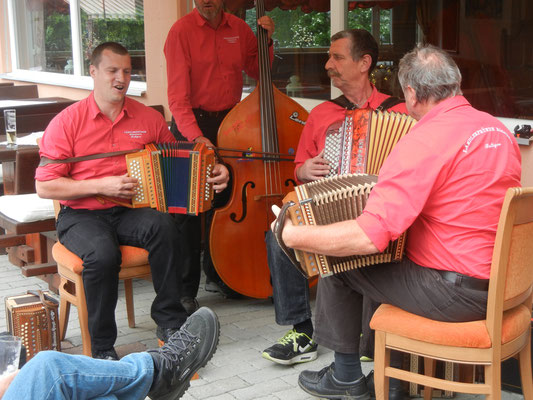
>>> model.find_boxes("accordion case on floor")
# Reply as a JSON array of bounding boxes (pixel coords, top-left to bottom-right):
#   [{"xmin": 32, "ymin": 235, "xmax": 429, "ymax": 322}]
[
  {"xmin": 282, "ymin": 173, "xmax": 407, "ymax": 278},
  {"xmin": 126, "ymin": 142, "xmax": 215, "ymax": 215}
]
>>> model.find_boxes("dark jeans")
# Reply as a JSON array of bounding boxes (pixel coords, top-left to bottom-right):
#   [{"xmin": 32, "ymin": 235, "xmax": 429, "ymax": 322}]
[
  {"xmin": 170, "ymin": 109, "xmax": 231, "ymax": 297},
  {"xmin": 265, "ymin": 230, "xmax": 312, "ymax": 325},
  {"xmin": 314, "ymin": 257, "xmax": 488, "ymax": 354},
  {"xmin": 57, "ymin": 206, "xmax": 187, "ymax": 351}
]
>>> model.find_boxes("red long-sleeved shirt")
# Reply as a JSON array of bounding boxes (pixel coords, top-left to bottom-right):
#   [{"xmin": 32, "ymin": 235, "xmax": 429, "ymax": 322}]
[
  {"xmin": 357, "ymin": 96, "xmax": 522, "ymax": 278},
  {"xmin": 164, "ymin": 8, "xmax": 273, "ymax": 141}
]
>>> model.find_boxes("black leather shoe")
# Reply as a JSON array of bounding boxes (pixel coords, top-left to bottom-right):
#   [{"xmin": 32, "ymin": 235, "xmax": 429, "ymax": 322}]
[
  {"xmin": 92, "ymin": 348, "xmax": 119, "ymax": 361},
  {"xmin": 156, "ymin": 326, "xmax": 180, "ymax": 344},
  {"xmin": 204, "ymin": 279, "xmax": 242, "ymax": 299},
  {"xmin": 298, "ymin": 363, "xmax": 370, "ymax": 399},
  {"xmin": 180, "ymin": 296, "xmax": 200, "ymax": 316},
  {"xmin": 366, "ymin": 370, "xmax": 408, "ymax": 400},
  {"xmin": 147, "ymin": 307, "xmax": 220, "ymax": 400}
]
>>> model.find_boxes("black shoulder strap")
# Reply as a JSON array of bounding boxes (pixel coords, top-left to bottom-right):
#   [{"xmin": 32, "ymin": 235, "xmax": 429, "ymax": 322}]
[
  {"xmin": 376, "ymin": 96, "xmax": 404, "ymax": 112},
  {"xmin": 329, "ymin": 95, "xmax": 357, "ymax": 110}
]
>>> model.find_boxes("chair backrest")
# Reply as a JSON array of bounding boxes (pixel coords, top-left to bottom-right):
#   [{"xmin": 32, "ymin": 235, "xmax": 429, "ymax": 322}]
[{"xmin": 486, "ymin": 187, "xmax": 533, "ymax": 342}]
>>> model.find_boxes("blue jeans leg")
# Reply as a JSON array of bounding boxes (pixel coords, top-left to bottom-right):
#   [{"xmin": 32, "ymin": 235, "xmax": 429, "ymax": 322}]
[
  {"xmin": 3, "ymin": 351, "xmax": 154, "ymax": 400},
  {"xmin": 265, "ymin": 231, "xmax": 312, "ymax": 326}
]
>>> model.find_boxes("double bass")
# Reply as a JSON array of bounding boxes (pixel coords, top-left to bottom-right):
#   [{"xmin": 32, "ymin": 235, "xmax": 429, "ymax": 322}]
[{"xmin": 209, "ymin": 0, "xmax": 309, "ymax": 298}]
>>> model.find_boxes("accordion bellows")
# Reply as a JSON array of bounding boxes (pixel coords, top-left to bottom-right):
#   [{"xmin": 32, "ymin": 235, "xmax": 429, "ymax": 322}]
[
  {"xmin": 126, "ymin": 142, "xmax": 215, "ymax": 215},
  {"xmin": 284, "ymin": 174, "xmax": 406, "ymax": 278}
]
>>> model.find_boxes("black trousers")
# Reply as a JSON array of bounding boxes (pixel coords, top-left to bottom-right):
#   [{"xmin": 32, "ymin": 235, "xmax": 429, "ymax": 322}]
[
  {"xmin": 314, "ymin": 257, "xmax": 488, "ymax": 354},
  {"xmin": 170, "ymin": 108, "xmax": 232, "ymax": 297},
  {"xmin": 57, "ymin": 206, "xmax": 188, "ymax": 351}
]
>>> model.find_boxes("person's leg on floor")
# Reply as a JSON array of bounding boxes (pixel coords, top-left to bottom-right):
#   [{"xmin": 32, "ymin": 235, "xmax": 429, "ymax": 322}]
[
  {"xmin": 56, "ymin": 207, "xmax": 122, "ymax": 359},
  {"xmin": 115, "ymin": 208, "xmax": 189, "ymax": 343},
  {"xmin": 262, "ymin": 231, "xmax": 317, "ymax": 365}
]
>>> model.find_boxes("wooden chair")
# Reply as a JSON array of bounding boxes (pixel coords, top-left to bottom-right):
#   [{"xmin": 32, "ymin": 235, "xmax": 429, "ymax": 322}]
[
  {"xmin": 370, "ymin": 187, "xmax": 533, "ymax": 400},
  {"xmin": 51, "ymin": 201, "xmax": 151, "ymax": 356}
]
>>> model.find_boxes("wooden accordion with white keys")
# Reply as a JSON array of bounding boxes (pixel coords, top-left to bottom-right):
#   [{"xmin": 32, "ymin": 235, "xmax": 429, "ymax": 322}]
[
  {"xmin": 126, "ymin": 142, "xmax": 215, "ymax": 215},
  {"xmin": 276, "ymin": 108, "xmax": 415, "ymax": 278},
  {"xmin": 324, "ymin": 108, "xmax": 416, "ymax": 176},
  {"xmin": 280, "ymin": 174, "xmax": 407, "ymax": 278}
]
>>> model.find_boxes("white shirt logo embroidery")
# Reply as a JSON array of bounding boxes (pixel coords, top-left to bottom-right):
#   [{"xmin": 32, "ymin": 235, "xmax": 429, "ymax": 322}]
[{"xmin": 224, "ymin": 36, "xmax": 239, "ymax": 44}]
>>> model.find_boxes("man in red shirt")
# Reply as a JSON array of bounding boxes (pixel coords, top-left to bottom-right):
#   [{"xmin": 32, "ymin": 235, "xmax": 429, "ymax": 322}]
[
  {"xmin": 275, "ymin": 44, "xmax": 521, "ymax": 400},
  {"xmin": 262, "ymin": 29, "xmax": 407, "ymax": 367},
  {"xmin": 35, "ymin": 42, "xmax": 229, "ymax": 360},
  {"xmin": 164, "ymin": 0, "xmax": 275, "ymax": 309}
]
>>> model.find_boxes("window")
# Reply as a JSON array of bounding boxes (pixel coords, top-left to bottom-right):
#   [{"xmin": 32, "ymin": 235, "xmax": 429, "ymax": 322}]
[
  {"xmin": 5, "ymin": 0, "xmax": 146, "ymax": 94},
  {"xmin": 240, "ymin": 3, "xmax": 396, "ymax": 101}
]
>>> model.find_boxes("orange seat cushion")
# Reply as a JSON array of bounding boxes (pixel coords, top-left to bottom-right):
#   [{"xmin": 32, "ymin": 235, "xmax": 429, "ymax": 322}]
[
  {"xmin": 52, "ymin": 242, "xmax": 149, "ymax": 275},
  {"xmin": 370, "ymin": 303, "xmax": 531, "ymax": 348}
]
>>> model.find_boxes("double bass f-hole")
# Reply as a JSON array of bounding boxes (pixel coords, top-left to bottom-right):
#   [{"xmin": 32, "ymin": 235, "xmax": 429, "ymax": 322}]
[
  {"xmin": 285, "ymin": 178, "xmax": 296, "ymax": 187},
  {"xmin": 230, "ymin": 181, "xmax": 256, "ymax": 223}
]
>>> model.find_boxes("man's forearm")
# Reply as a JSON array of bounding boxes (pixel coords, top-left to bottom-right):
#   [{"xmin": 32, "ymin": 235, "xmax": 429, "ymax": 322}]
[
  {"xmin": 283, "ymin": 219, "xmax": 378, "ymax": 257},
  {"xmin": 36, "ymin": 177, "xmax": 98, "ymax": 200}
]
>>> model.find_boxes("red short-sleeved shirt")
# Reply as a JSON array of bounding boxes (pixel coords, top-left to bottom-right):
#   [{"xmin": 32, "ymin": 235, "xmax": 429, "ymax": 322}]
[
  {"xmin": 294, "ymin": 86, "xmax": 408, "ymax": 181},
  {"xmin": 35, "ymin": 93, "xmax": 176, "ymax": 210},
  {"xmin": 357, "ymin": 96, "xmax": 522, "ymax": 278}
]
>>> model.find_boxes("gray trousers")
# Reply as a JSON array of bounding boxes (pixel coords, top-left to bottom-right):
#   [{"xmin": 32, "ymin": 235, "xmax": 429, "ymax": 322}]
[{"xmin": 314, "ymin": 257, "xmax": 488, "ymax": 354}]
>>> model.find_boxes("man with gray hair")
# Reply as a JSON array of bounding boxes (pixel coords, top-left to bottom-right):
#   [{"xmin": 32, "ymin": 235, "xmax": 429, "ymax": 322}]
[{"xmin": 273, "ymin": 44, "xmax": 521, "ymax": 399}]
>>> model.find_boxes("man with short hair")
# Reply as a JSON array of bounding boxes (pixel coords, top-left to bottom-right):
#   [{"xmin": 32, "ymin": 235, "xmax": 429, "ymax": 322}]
[
  {"xmin": 164, "ymin": 0, "xmax": 276, "ymax": 308},
  {"xmin": 35, "ymin": 42, "xmax": 229, "ymax": 360},
  {"xmin": 274, "ymin": 44, "xmax": 521, "ymax": 400},
  {"xmin": 262, "ymin": 29, "xmax": 407, "ymax": 366}
]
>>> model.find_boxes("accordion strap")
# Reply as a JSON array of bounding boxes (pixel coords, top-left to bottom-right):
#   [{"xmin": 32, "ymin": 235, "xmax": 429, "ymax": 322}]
[
  {"xmin": 27, "ymin": 290, "xmax": 60, "ymax": 350},
  {"xmin": 39, "ymin": 149, "xmax": 143, "ymax": 167},
  {"xmin": 272, "ymin": 202, "xmax": 309, "ymax": 279}
]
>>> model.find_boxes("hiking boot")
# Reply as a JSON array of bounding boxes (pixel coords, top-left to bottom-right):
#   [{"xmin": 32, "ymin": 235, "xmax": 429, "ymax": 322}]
[
  {"xmin": 262, "ymin": 329, "xmax": 318, "ymax": 365},
  {"xmin": 299, "ymin": 363, "xmax": 370, "ymax": 400},
  {"xmin": 92, "ymin": 348, "xmax": 119, "ymax": 361},
  {"xmin": 147, "ymin": 307, "xmax": 220, "ymax": 400}
]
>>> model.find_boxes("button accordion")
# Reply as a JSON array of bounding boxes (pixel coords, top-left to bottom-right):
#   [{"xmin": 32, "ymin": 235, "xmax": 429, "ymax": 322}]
[
  {"xmin": 277, "ymin": 108, "xmax": 416, "ymax": 278},
  {"xmin": 324, "ymin": 108, "xmax": 416, "ymax": 176},
  {"xmin": 126, "ymin": 142, "xmax": 216, "ymax": 215}
]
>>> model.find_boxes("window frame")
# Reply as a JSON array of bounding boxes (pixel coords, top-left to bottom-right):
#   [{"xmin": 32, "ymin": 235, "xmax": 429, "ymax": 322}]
[{"xmin": 2, "ymin": 0, "xmax": 146, "ymax": 96}]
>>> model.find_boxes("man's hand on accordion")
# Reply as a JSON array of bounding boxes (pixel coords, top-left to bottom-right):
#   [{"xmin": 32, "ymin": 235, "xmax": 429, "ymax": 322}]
[
  {"xmin": 270, "ymin": 204, "xmax": 379, "ymax": 257},
  {"xmin": 296, "ymin": 150, "xmax": 330, "ymax": 183},
  {"xmin": 99, "ymin": 174, "xmax": 139, "ymax": 199},
  {"xmin": 209, "ymin": 163, "xmax": 230, "ymax": 192}
]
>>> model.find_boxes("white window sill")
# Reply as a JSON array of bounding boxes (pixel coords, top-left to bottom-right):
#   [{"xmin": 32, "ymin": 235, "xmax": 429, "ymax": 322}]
[{"xmin": 0, "ymin": 70, "xmax": 146, "ymax": 97}]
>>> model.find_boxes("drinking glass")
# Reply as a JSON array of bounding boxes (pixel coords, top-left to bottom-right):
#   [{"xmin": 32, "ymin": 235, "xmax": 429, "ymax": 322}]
[
  {"xmin": 3, "ymin": 109, "xmax": 17, "ymax": 148},
  {"xmin": 0, "ymin": 336, "xmax": 21, "ymax": 378}
]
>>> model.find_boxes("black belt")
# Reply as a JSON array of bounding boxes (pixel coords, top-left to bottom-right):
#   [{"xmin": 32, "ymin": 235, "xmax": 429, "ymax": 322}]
[
  {"xmin": 436, "ymin": 270, "xmax": 489, "ymax": 291},
  {"xmin": 193, "ymin": 108, "xmax": 232, "ymax": 119}
]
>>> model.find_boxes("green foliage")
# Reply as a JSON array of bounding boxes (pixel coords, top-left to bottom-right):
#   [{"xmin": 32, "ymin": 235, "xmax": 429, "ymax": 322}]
[
  {"xmin": 44, "ymin": 13, "xmax": 72, "ymax": 52},
  {"xmin": 245, "ymin": 6, "xmax": 391, "ymax": 48}
]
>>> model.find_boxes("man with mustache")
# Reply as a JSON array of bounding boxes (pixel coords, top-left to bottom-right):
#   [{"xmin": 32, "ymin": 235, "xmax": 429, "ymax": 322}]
[
  {"xmin": 164, "ymin": 0, "xmax": 275, "ymax": 311},
  {"xmin": 262, "ymin": 29, "xmax": 407, "ymax": 377}
]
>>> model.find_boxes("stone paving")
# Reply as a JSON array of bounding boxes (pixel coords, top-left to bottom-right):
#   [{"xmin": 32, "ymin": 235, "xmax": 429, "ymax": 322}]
[{"xmin": 0, "ymin": 255, "xmax": 523, "ymax": 399}]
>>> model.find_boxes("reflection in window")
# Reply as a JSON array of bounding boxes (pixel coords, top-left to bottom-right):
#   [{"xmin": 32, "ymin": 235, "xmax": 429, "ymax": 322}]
[
  {"xmin": 9, "ymin": 0, "xmax": 146, "ymax": 82},
  {"xmin": 12, "ymin": 0, "xmax": 72, "ymax": 74},
  {"xmin": 79, "ymin": 0, "xmax": 145, "ymax": 81},
  {"xmin": 244, "ymin": 6, "xmax": 331, "ymax": 100}
]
